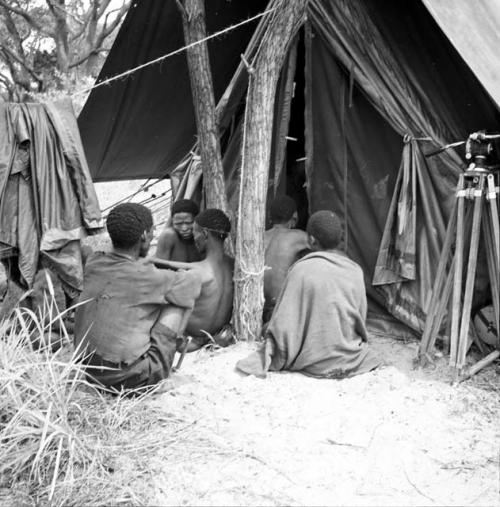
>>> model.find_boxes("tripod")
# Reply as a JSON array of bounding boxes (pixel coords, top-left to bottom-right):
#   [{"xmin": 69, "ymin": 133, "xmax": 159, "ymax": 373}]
[{"xmin": 418, "ymin": 165, "xmax": 499, "ymax": 375}]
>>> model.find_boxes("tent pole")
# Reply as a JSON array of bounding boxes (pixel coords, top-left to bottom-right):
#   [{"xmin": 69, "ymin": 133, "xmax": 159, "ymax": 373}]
[
  {"xmin": 176, "ymin": 0, "xmax": 229, "ymax": 216},
  {"xmin": 234, "ymin": 0, "xmax": 307, "ymax": 341}
]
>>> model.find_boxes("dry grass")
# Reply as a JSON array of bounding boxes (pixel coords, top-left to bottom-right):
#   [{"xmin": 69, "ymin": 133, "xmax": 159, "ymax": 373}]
[{"xmin": 0, "ymin": 289, "xmax": 180, "ymax": 507}]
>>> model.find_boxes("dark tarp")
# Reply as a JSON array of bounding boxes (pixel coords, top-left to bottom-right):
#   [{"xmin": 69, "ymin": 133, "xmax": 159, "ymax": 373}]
[
  {"xmin": 0, "ymin": 99, "xmax": 103, "ymax": 294},
  {"xmin": 78, "ymin": 0, "xmax": 500, "ymax": 334},
  {"xmin": 78, "ymin": 0, "xmax": 268, "ymax": 182},
  {"xmin": 305, "ymin": 0, "xmax": 499, "ymax": 331}
]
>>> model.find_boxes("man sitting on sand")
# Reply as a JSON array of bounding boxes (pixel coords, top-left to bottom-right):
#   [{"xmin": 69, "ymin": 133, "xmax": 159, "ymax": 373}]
[
  {"xmin": 149, "ymin": 208, "xmax": 234, "ymax": 351},
  {"xmin": 74, "ymin": 203, "xmax": 201, "ymax": 391},
  {"xmin": 237, "ymin": 210, "xmax": 381, "ymax": 379},
  {"xmin": 156, "ymin": 198, "xmax": 202, "ymax": 262},
  {"xmin": 264, "ymin": 195, "xmax": 310, "ymax": 321}
]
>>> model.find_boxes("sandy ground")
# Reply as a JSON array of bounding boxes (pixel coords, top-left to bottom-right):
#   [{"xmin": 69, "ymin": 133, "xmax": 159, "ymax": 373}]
[{"xmin": 118, "ymin": 335, "xmax": 500, "ymax": 507}]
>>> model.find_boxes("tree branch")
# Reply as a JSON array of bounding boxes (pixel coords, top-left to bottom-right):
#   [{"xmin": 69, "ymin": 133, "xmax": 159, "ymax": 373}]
[
  {"xmin": 0, "ymin": 0, "xmax": 50, "ymax": 36},
  {"xmin": 69, "ymin": 47, "xmax": 108, "ymax": 68},
  {"xmin": 1, "ymin": 45, "xmax": 44, "ymax": 83},
  {"xmin": 96, "ymin": 0, "xmax": 113, "ymax": 19}
]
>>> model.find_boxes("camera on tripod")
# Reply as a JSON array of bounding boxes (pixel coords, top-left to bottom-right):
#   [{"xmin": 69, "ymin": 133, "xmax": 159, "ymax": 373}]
[{"xmin": 465, "ymin": 131, "xmax": 498, "ymax": 172}]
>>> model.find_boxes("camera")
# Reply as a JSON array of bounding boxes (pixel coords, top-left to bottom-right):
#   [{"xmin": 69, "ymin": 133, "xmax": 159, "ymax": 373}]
[{"xmin": 465, "ymin": 131, "xmax": 499, "ymax": 172}]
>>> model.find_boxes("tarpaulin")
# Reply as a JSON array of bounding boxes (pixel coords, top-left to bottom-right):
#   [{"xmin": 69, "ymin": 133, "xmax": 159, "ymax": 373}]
[
  {"xmin": 78, "ymin": 0, "xmax": 268, "ymax": 181},
  {"xmin": 306, "ymin": 0, "xmax": 499, "ymax": 331},
  {"xmin": 0, "ymin": 99, "xmax": 103, "ymax": 293},
  {"xmin": 78, "ymin": 0, "xmax": 500, "ymax": 334}
]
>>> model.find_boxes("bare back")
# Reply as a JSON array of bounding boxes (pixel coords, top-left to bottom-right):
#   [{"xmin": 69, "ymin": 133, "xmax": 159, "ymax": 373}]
[
  {"xmin": 156, "ymin": 227, "xmax": 202, "ymax": 263},
  {"xmin": 264, "ymin": 227, "xmax": 310, "ymax": 305},
  {"xmin": 185, "ymin": 255, "xmax": 234, "ymax": 337}
]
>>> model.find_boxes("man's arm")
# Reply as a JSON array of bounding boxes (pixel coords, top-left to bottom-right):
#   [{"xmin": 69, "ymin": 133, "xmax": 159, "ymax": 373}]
[
  {"xmin": 155, "ymin": 228, "xmax": 176, "ymax": 260},
  {"xmin": 146, "ymin": 256, "xmax": 199, "ymax": 271},
  {"xmin": 161, "ymin": 269, "xmax": 203, "ymax": 309}
]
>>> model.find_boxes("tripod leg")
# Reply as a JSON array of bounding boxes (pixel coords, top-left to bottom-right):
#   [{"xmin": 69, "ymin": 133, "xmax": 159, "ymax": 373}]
[
  {"xmin": 486, "ymin": 173, "xmax": 500, "ymax": 342},
  {"xmin": 427, "ymin": 205, "xmax": 473, "ymax": 358},
  {"xmin": 418, "ymin": 186, "xmax": 459, "ymax": 361},
  {"xmin": 486, "ymin": 173, "xmax": 500, "ymax": 268},
  {"xmin": 449, "ymin": 174, "xmax": 466, "ymax": 366},
  {"xmin": 456, "ymin": 175, "xmax": 485, "ymax": 371},
  {"xmin": 482, "ymin": 212, "xmax": 500, "ymax": 349},
  {"xmin": 427, "ymin": 261, "xmax": 454, "ymax": 352}
]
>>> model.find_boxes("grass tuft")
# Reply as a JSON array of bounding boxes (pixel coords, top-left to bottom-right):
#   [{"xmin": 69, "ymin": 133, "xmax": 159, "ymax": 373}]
[{"xmin": 0, "ymin": 296, "xmax": 169, "ymax": 506}]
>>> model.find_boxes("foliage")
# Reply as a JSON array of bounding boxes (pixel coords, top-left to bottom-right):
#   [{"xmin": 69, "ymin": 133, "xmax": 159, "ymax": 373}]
[
  {"xmin": 0, "ymin": 288, "xmax": 168, "ymax": 506},
  {"xmin": 0, "ymin": 0, "xmax": 130, "ymax": 101}
]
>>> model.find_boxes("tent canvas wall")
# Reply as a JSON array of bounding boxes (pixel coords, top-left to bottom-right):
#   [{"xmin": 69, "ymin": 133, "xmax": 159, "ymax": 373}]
[{"xmin": 78, "ymin": 0, "xmax": 500, "ymax": 336}]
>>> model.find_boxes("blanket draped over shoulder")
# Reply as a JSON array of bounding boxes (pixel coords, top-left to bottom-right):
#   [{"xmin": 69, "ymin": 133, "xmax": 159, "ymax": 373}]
[{"xmin": 236, "ymin": 251, "xmax": 381, "ymax": 379}]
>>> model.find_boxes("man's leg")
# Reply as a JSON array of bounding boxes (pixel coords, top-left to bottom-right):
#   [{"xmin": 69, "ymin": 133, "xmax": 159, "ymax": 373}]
[{"xmin": 86, "ymin": 306, "xmax": 191, "ymax": 392}]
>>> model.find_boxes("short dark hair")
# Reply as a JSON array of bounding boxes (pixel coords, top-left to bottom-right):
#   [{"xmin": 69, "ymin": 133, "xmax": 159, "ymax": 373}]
[
  {"xmin": 270, "ymin": 195, "xmax": 297, "ymax": 224},
  {"xmin": 195, "ymin": 208, "xmax": 231, "ymax": 241},
  {"xmin": 172, "ymin": 198, "xmax": 199, "ymax": 216},
  {"xmin": 106, "ymin": 203, "xmax": 153, "ymax": 248},
  {"xmin": 306, "ymin": 210, "xmax": 342, "ymax": 249}
]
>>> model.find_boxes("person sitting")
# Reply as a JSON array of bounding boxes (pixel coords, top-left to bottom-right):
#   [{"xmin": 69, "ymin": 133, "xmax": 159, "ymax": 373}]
[
  {"xmin": 74, "ymin": 203, "xmax": 202, "ymax": 392},
  {"xmin": 148, "ymin": 208, "xmax": 234, "ymax": 351},
  {"xmin": 156, "ymin": 198, "xmax": 202, "ymax": 262},
  {"xmin": 237, "ymin": 210, "xmax": 381, "ymax": 379},
  {"xmin": 264, "ymin": 195, "xmax": 310, "ymax": 321}
]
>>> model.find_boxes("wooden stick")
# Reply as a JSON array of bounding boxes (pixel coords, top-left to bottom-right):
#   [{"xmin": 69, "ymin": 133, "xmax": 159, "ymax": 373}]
[
  {"xmin": 486, "ymin": 174, "xmax": 499, "ymax": 267},
  {"xmin": 418, "ymin": 187, "xmax": 458, "ymax": 359},
  {"xmin": 173, "ymin": 336, "xmax": 192, "ymax": 372},
  {"xmin": 456, "ymin": 175, "xmax": 485, "ymax": 370},
  {"xmin": 450, "ymin": 174, "xmax": 465, "ymax": 366},
  {"xmin": 482, "ymin": 212, "xmax": 500, "ymax": 349},
  {"xmin": 461, "ymin": 350, "xmax": 500, "ymax": 381},
  {"xmin": 486, "ymin": 173, "xmax": 499, "ymax": 342}
]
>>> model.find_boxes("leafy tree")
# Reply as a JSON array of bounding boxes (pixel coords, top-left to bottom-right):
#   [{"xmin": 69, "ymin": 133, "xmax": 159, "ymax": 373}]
[{"xmin": 0, "ymin": 0, "xmax": 130, "ymax": 100}]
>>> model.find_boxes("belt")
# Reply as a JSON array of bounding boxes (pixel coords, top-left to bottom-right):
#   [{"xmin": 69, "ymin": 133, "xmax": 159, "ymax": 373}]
[{"xmin": 84, "ymin": 352, "xmax": 143, "ymax": 369}]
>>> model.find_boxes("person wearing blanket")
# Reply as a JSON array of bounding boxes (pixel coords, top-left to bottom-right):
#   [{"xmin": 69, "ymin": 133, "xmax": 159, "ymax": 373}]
[{"xmin": 236, "ymin": 210, "xmax": 381, "ymax": 379}]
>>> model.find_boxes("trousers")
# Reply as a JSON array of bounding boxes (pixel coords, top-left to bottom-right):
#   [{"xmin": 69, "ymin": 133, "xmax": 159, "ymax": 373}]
[{"xmin": 83, "ymin": 323, "xmax": 177, "ymax": 392}]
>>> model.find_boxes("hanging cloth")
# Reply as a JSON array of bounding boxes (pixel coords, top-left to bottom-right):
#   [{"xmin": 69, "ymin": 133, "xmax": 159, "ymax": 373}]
[{"xmin": 0, "ymin": 99, "xmax": 103, "ymax": 294}]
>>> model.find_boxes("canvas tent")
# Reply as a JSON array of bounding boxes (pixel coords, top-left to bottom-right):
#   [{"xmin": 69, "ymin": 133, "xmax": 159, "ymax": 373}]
[{"xmin": 78, "ymin": 0, "xmax": 500, "ymax": 336}]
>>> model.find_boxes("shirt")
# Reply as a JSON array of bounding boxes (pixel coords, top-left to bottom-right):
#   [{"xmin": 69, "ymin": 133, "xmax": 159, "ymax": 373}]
[{"xmin": 74, "ymin": 251, "xmax": 201, "ymax": 364}]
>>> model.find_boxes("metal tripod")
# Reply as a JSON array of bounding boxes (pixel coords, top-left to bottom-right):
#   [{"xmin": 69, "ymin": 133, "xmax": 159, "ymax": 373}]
[{"xmin": 418, "ymin": 169, "xmax": 499, "ymax": 374}]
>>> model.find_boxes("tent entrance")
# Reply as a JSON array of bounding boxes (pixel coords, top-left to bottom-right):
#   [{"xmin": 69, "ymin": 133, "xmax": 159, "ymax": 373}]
[{"xmin": 270, "ymin": 29, "xmax": 309, "ymax": 230}]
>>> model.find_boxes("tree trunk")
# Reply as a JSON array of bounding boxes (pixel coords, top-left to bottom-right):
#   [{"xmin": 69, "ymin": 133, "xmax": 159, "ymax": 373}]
[
  {"xmin": 49, "ymin": 0, "xmax": 70, "ymax": 83},
  {"xmin": 177, "ymin": 0, "xmax": 228, "ymax": 213},
  {"xmin": 85, "ymin": 1, "xmax": 100, "ymax": 75},
  {"xmin": 234, "ymin": 0, "xmax": 307, "ymax": 341}
]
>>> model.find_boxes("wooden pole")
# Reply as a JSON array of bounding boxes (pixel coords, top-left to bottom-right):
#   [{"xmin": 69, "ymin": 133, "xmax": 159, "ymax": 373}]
[
  {"xmin": 234, "ymin": 0, "xmax": 307, "ymax": 341},
  {"xmin": 461, "ymin": 350, "xmax": 500, "ymax": 381},
  {"xmin": 176, "ymin": 0, "xmax": 229, "ymax": 213}
]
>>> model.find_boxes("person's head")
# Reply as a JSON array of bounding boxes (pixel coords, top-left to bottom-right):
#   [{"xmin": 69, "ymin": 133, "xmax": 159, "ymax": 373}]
[
  {"xmin": 306, "ymin": 210, "xmax": 342, "ymax": 251},
  {"xmin": 171, "ymin": 199, "xmax": 199, "ymax": 240},
  {"xmin": 269, "ymin": 195, "xmax": 297, "ymax": 228},
  {"xmin": 193, "ymin": 208, "xmax": 231, "ymax": 253},
  {"xmin": 106, "ymin": 203, "xmax": 154, "ymax": 257}
]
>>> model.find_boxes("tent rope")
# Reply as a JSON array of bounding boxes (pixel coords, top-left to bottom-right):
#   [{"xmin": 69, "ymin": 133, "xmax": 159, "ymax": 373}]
[
  {"xmin": 72, "ymin": 6, "xmax": 278, "ymax": 98},
  {"xmin": 99, "ymin": 178, "xmax": 171, "ymax": 213}
]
